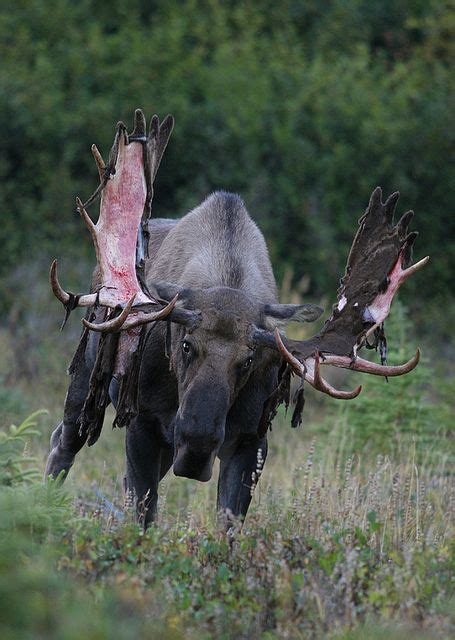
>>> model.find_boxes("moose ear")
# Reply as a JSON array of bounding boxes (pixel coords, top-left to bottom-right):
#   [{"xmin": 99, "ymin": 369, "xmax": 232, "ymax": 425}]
[{"xmin": 262, "ymin": 303, "xmax": 324, "ymax": 329}]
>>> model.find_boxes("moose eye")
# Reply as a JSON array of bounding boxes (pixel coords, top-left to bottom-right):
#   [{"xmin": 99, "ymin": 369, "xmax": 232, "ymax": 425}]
[
  {"xmin": 243, "ymin": 356, "xmax": 254, "ymax": 371},
  {"xmin": 182, "ymin": 340, "xmax": 191, "ymax": 355}
]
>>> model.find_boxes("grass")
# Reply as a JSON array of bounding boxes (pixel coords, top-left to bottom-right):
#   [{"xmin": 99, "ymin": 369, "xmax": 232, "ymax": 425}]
[
  {"xmin": 1, "ymin": 409, "xmax": 453, "ymax": 639},
  {"xmin": 0, "ymin": 303, "xmax": 453, "ymax": 639}
]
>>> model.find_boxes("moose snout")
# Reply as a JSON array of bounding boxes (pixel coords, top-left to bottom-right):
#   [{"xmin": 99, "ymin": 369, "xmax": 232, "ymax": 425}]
[
  {"xmin": 173, "ymin": 381, "xmax": 228, "ymax": 481},
  {"xmin": 173, "ymin": 444, "xmax": 217, "ymax": 482},
  {"xmin": 173, "ymin": 425, "xmax": 224, "ymax": 482}
]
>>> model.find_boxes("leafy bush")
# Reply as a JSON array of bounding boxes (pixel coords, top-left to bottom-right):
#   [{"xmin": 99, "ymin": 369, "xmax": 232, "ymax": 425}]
[
  {"xmin": 0, "ymin": 414, "xmax": 178, "ymax": 639},
  {"xmin": 324, "ymin": 303, "xmax": 454, "ymax": 462},
  {"xmin": 0, "ymin": 410, "xmax": 44, "ymax": 485},
  {"xmin": 0, "ymin": 376, "xmax": 31, "ymax": 430}
]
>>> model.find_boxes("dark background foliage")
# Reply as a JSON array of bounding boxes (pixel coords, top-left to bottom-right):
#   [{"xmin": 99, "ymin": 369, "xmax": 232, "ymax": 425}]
[{"xmin": 0, "ymin": 0, "xmax": 453, "ymax": 334}]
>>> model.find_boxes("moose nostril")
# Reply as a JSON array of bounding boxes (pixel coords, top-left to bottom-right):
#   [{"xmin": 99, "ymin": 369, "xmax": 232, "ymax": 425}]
[{"xmin": 173, "ymin": 445, "xmax": 215, "ymax": 482}]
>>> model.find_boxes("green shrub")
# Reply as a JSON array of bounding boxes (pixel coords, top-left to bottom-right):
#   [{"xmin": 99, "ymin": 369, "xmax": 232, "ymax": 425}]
[
  {"xmin": 324, "ymin": 303, "xmax": 453, "ymax": 462},
  {"xmin": 0, "ymin": 410, "xmax": 44, "ymax": 486}
]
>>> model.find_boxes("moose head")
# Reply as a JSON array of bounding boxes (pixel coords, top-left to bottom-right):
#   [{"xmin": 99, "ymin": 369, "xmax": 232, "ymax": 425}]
[{"xmin": 141, "ymin": 284, "xmax": 322, "ymax": 481}]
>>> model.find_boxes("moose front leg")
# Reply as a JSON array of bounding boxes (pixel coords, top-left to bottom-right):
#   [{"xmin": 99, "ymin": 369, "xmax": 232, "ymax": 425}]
[
  {"xmin": 125, "ymin": 418, "xmax": 172, "ymax": 528},
  {"xmin": 45, "ymin": 353, "xmax": 93, "ymax": 481},
  {"xmin": 217, "ymin": 435, "xmax": 268, "ymax": 531},
  {"xmin": 45, "ymin": 312, "xmax": 104, "ymax": 480}
]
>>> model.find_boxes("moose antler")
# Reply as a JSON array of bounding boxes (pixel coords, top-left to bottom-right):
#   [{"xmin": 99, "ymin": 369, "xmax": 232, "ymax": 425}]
[
  {"xmin": 50, "ymin": 109, "xmax": 180, "ymax": 439},
  {"xmin": 50, "ymin": 109, "xmax": 176, "ymax": 331},
  {"xmin": 271, "ymin": 187, "xmax": 429, "ymax": 399}
]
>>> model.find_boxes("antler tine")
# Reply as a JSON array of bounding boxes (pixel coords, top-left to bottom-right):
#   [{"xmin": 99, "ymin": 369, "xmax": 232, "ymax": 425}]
[
  {"xmin": 49, "ymin": 260, "xmax": 97, "ymax": 308},
  {"xmin": 82, "ymin": 295, "xmax": 179, "ymax": 333},
  {"xmin": 147, "ymin": 113, "xmax": 174, "ymax": 182},
  {"xmin": 274, "ymin": 330, "xmax": 362, "ymax": 400},
  {"xmin": 384, "ymin": 191, "xmax": 400, "ymax": 222},
  {"xmin": 91, "ymin": 144, "xmax": 106, "ymax": 180},
  {"xmin": 321, "ymin": 349, "xmax": 420, "ymax": 377},
  {"xmin": 397, "ymin": 210, "xmax": 414, "ymax": 239},
  {"xmin": 75, "ymin": 196, "xmax": 98, "ymax": 242},
  {"xmin": 274, "ymin": 329, "xmax": 305, "ymax": 376},
  {"xmin": 49, "ymin": 259, "xmax": 70, "ymax": 305},
  {"xmin": 129, "ymin": 108, "xmax": 147, "ymax": 141},
  {"xmin": 402, "ymin": 254, "xmax": 429, "ymax": 278},
  {"xmin": 365, "ymin": 253, "xmax": 429, "ymax": 339},
  {"xmin": 82, "ymin": 295, "xmax": 137, "ymax": 332},
  {"xmin": 371, "ymin": 185, "xmax": 382, "ymax": 206},
  {"xmin": 120, "ymin": 294, "xmax": 179, "ymax": 330},
  {"xmin": 313, "ymin": 351, "xmax": 362, "ymax": 399}
]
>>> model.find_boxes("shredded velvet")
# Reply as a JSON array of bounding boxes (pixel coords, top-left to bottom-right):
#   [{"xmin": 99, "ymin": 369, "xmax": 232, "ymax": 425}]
[
  {"xmin": 78, "ymin": 328, "xmax": 120, "ymax": 446},
  {"xmin": 257, "ymin": 363, "xmax": 291, "ymax": 438},
  {"xmin": 114, "ymin": 326, "xmax": 148, "ymax": 430},
  {"xmin": 291, "ymin": 382, "xmax": 305, "ymax": 429}
]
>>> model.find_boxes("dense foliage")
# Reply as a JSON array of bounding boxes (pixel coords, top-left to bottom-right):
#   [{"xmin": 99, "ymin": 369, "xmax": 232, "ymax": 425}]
[{"xmin": 0, "ymin": 0, "xmax": 453, "ymax": 320}]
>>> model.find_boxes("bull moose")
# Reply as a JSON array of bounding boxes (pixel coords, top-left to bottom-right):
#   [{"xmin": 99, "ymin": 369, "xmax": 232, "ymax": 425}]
[{"xmin": 45, "ymin": 109, "xmax": 428, "ymax": 528}]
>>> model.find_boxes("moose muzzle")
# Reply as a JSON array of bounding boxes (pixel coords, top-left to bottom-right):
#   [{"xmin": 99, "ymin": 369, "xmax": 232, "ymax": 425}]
[
  {"xmin": 173, "ymin": 445, "xmax": 218, "ymax": 482},
  {"xmin": 172, "ymin": 381, "xmax": 229, "ymax": 481}
]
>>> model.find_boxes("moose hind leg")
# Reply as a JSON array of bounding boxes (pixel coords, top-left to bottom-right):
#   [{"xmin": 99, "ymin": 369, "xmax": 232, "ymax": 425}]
[{"xmin": 217, "ymin": 435, "xmax": 268, "ymax": 531}]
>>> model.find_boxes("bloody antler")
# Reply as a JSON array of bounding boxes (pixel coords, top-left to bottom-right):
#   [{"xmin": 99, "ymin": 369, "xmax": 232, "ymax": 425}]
[
  {"xmin": 50, "ymin": 109, "xmax": 178, "ymax": 438},
  {"xmin": 274, "ymin": 187, "xmax": 429, "ymax": 399},
  {"xmin": 50, "ymin": 109, "xmax": 176, "ymax": 331}
]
